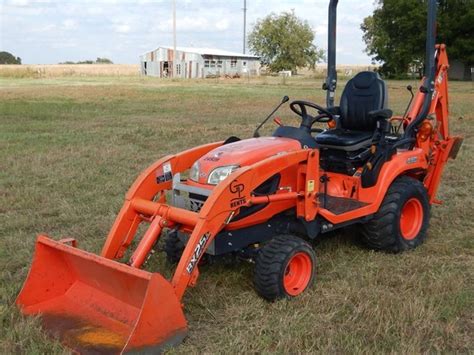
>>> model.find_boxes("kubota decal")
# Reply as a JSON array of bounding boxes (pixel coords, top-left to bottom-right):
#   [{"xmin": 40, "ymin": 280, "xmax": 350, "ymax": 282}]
[
  {"xmin": 186, "ymin": 232, "xmax": 210, "ymax": 274},
  {"xmin": 204, "ymin": 151, "xmax": 224, "ymax": 162},
  {"xmin": 437, "ymin": 71, "xmax": 444, "ymax": 84},
  {"xmin": 156, "ymin": 162, "xmax": 173, "ymax": 183},
  {"xmin": 230, "ymin": 180, "xmax": 246, "ymax": 208}
]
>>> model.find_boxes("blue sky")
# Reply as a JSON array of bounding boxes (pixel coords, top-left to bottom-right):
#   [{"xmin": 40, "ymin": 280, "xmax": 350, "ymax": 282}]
[{"xmin": 0, "ymin": 0, "xmax": 376, "ymax": 64}]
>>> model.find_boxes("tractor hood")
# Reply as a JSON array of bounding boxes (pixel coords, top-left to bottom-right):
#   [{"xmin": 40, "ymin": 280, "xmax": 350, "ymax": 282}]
[{"xmin": 191, "ymin": 137, "xmax": 301, "ymax": 185}]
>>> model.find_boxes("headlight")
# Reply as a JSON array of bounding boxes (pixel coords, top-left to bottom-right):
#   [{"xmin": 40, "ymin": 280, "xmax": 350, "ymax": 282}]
[
  {"xmin": 189, "ymin": 161, "xmax": 200, "ymax": 181},
  {"xmin": 207, "ymin": 165, "xmax": 239, "ymax": 185}
]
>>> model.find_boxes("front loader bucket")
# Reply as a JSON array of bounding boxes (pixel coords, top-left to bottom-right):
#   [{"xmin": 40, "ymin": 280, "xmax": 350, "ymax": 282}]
[{"xmin": 16, "ymin": 235, "xmax": 187, "ymax": 354}]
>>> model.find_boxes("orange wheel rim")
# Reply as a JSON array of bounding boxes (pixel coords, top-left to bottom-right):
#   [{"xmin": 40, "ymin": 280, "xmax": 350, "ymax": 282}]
[
  {"xmin": 399, "ymin": 198, "xmax": 423, "ymax": 240},
  {"xmin": 283, "ymin": 252, "xmax": 312, "ymax": 296}
]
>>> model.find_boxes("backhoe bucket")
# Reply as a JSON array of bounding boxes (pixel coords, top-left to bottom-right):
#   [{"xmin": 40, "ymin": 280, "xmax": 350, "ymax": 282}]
[{"xmin": 16, "ymin": 235, "xmax": 187, "ymax": 354}]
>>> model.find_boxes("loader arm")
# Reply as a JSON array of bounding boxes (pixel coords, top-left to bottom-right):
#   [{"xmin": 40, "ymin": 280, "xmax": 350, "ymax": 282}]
[{"xmin": 101, "ymin": 141, "xmax": 223, "ymax": 260}]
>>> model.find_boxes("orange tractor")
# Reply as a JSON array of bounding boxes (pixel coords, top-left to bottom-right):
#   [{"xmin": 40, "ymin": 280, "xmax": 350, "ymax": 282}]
[{"xmin": 17, "ymin": 0, "xmax": 463, "ymax": 353}]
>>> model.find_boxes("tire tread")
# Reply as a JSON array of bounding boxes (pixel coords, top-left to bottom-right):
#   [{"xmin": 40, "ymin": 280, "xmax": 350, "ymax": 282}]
[
  {"xmin": 254, "ymin": 235, "xmax": 316, "ymax": 301},
  {"xmin": 359, "ymin": 176, "xmax": 430, "ymax": 252}
]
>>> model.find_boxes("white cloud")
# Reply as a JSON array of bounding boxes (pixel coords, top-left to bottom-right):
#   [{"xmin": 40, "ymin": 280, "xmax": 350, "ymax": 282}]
[
  {"xmin": 314, "ymin": 25, "xmax": 327, "ymax": 36},
  {"xmin": 5, "ymin": 0, "xmax": 55, "ymax": 6},
  {"xmin": 157, "ymin": 16, "xmax": 210, "ymax": 32},
  {"xmin": 62, "ymin": 19, "xmax": 77, "ymax": 30},
  {"xmin": 137, "ymin": 0, "xmax": 164, "ymax": 4},
  {"xmin": 36, "ymin": 23, "xmax": 56, "ymax": 33},
  {"xmin": 6, "ymin": 0, "xmax": 30, "ymax": 6},
  {"xmin": 50, "ymin": 40, "xmax": 77, "ymax": 49},
  {"xmin": 215, "ymin": 18, "xmax": 230, "ymax": 31},
  {"xmin": 114, "ymin": 24, "xmax": 131, "ymax": 33},
  {"xmin": 87, "ymin": 7, "xmax": 104, "ymax": 15}
]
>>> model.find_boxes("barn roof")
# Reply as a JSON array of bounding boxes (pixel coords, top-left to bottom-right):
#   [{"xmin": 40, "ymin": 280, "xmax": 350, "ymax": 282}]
[{"xmin": 149, "ymin": 46, "xmax": 259, "ymax": 59}]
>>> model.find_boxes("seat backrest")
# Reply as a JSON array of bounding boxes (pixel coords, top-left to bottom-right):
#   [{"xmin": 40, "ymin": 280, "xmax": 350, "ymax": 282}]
[{"xmin": 339, "ymin": 71, "xmax": 388, "ymax": 131}]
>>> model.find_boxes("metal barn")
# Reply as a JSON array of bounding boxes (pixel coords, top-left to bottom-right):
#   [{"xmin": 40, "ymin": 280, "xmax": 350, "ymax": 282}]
[{"xmin": 140, "ymin": 46, "xmax": 260, "ymax": 78}]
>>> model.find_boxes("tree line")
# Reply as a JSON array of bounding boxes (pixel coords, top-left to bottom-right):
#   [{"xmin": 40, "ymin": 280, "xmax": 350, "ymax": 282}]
[
  {"xmin": 247, "ymin": 0, "xmax": 473, "ymax": 78},
  {"xmin": 59, "ymin": 58, "xmax": 113, "ymax": 64},
  {"xmin": 0, "ymin": 53, "xmax": 113, "ymax": 65},
  {"xmin": 361, "ymin": 0, "xmax": 474, "ymax": 77}
]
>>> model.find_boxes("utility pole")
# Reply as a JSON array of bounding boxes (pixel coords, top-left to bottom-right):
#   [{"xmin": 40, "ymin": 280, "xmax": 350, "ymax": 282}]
[
  {"xmin": 173, "ymin": 0, "xmax": 177, "ymax": 78},
  {"xmin": 243, "ymin": 0, "xmax": 247, "ymax": 54}
]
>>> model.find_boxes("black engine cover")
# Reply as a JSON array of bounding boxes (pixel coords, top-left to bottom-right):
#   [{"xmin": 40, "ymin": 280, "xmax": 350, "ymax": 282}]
[{"xmin": 319, "ymin": 147, "xmax": 367, "ymax": 175}]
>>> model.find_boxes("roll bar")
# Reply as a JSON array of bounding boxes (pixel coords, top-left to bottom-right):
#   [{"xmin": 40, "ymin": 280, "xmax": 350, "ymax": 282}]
[
  {"xmin": 323, "ymin": 0, "xmax": 438, "ymax": 130},
  {"xmin": 403, "ymin": 0, "xmax": 437, "ymax": 138},
  {"xmin": 324, "ymin": 0, "xmax": 338, "ymax": 107}
]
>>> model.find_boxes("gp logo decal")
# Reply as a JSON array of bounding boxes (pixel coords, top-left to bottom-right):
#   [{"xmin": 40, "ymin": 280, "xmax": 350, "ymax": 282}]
[{"xmin": 229, "ymin": 180, "xmax": 246, "ymax": 208}]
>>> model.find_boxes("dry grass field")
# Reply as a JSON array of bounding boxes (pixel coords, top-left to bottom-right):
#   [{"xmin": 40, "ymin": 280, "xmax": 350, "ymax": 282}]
[
  {"xmin": 0, "ymin": 74, "xmax": 473, "ymax": 353},
  {"xmin": 0, "ymin": 64, "xmax": 377, "ymax": 80},
  {"xmin": 0, "ymin": 64, "xmax": 140, "ymax": 78}
]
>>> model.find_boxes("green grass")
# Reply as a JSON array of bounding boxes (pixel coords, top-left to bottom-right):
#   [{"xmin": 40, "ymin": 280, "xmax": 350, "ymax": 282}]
[{"xmin": 1, "ymin": 75, "xmax": 473, "ymax": 353}]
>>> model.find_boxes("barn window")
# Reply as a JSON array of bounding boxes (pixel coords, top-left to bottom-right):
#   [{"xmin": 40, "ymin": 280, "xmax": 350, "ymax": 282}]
[
  {"xmin": 210, "ymin": 60, "xmax": 216, "ymax": 68},
  {"xmin": 217, "ymin": 60, "xmax": 223, "ymax": 68},
  {"xmin": 176, "ymin": 64, "xmax": 181, "ymax": 75},
  {"xmin": 243, "ymin": 61, "xmax": 247, "ymax": 67},
  {"xmin": 231, "ymin": 59, "xmax": 237, "ymax": 68},
  {"xmin": 204, "ymin": 60, "xmax": 210, "ymax": 68}
]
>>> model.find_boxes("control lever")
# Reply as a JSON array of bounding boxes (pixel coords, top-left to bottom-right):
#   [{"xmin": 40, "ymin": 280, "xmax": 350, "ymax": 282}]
[
  {"xmin": 253, "ymin": 96, "xmax": 289, "ymax": 138},
  {"xmin": 396, "ymin": 85, "xmax": 415, "ymax": 134},
  {"xmin": 273, "ymin": 117, "xmax": 283, "ymax": 126}
]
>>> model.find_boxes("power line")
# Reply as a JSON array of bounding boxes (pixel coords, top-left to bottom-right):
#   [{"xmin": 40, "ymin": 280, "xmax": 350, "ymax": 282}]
[
  {"xmin": 243, "ymin": 0, "xmax": 247, "ymax": 54},
  {"xmin": 173, "ymin": 0, "xmax": 177, "ymax": 77}
]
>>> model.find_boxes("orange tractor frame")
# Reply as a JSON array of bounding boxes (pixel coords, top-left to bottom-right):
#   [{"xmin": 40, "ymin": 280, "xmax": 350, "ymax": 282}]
[{"xmin": 17, "ymin": 0, "xmax": 463, "ymax": 353}]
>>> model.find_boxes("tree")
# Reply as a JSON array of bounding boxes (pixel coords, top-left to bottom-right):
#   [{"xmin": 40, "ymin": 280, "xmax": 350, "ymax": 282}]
[
  {"xmin": 437, "ymin": 0, "xmax": 474, "ymax": 67},
  {"xmin": 0, "ymin": 51, "xmax": 21, "ymax": 64},
  {"xmin": 361, "ymin": 0, "xmax": 474, "ymax": 78},
  {"xmin": 248, "ymin": 11, "xmax": 324, "ymax": 73},
  {"xmin": 59, "ymin": 58, "xmax": 114, "ymax": 65},
  {"xmin": 95, "ymin": 57, "xmax": 113, "ymax": 64}
]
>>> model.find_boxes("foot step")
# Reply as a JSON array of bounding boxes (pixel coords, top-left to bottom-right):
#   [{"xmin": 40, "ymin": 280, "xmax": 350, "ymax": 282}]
[{"xmin": 319, "ymin": 194, "xmax": 369, "ymax": 215}]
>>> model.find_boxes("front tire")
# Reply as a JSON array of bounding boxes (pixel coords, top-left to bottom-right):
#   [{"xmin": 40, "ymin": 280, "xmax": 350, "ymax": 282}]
[
  {"xmin": 164, "ymin": 230, "xmax": 184, "ymax": 264},
  {"xmin": 254, "ymin": 235, "xmax": 316, "ymax": 301},
  {"xmin": 359, "ymin": 176, "xmax": 430, "ymax": 252}
]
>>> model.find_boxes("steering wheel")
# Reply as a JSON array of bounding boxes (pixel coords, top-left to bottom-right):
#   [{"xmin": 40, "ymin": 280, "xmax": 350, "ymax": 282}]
[{"xmin": 290, "ymin": 100, "xmax": 334, "ymax": 133}]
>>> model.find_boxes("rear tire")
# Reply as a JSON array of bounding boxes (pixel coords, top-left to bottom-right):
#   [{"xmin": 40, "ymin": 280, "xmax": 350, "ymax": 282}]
[
  {"xmin": 254, "ymin": 235, "xmax": 316, "ymax": 301},
  {"xmin": 359, "ymin": 176, "xmax": 430, "ymax": 252}
]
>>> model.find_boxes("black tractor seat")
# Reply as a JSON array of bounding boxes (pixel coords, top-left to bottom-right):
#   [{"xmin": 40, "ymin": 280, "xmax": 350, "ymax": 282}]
[
  {"xmin": 315, "ymin": 129, "xmax": 373, "ymax": 150},
  {"xmin": 315, "ymin": 71, "xmax": 391, "ymax": 151}
]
